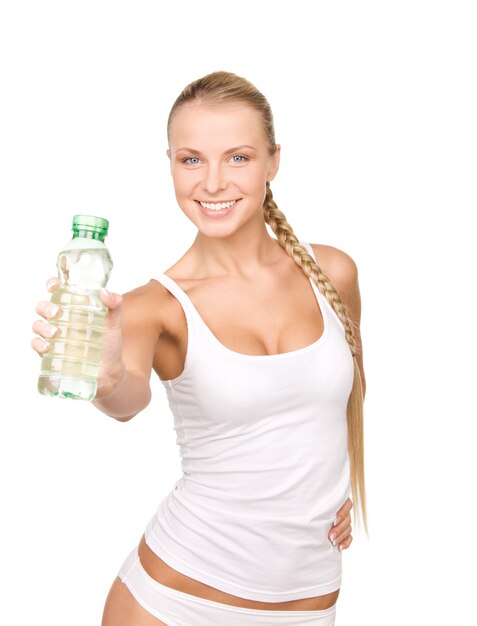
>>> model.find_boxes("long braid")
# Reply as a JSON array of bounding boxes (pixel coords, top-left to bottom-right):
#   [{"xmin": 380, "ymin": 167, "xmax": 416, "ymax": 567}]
[{"xmin": 263, "ymin": 182, "xmax": 368, "ymax": 535}]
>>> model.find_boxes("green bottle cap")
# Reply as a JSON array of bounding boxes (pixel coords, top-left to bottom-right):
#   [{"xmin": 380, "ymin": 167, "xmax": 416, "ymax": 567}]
[{"xmin": 72, "ymin": 215, "xmax": 109, "ymax": 241}]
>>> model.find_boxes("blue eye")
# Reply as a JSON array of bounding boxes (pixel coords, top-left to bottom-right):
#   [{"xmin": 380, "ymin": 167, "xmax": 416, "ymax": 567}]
[{"xmin": 181, "ymin": 154, "xmax": 248, "ymax": 165}]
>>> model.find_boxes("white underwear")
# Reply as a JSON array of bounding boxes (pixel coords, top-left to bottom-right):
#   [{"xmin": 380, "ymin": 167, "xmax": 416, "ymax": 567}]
[{"xmin": 118, "ymin": 546, "xmax": 337, "ymax": 626}]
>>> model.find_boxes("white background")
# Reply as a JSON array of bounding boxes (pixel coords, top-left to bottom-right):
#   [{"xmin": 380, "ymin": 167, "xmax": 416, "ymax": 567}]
[{"xmin": 1, "ymin": 1, "xmax": 476, "ymax": 624}]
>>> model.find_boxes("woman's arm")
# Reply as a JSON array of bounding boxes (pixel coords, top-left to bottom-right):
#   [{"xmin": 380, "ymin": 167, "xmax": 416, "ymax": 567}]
[{"xmin": 91, "ymin": 285, "xmax": 161, "ymax": 421}]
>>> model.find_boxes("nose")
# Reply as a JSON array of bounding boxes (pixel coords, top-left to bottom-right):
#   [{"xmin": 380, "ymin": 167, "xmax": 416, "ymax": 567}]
[{"xmin": 202, "ymin": 162, "xmax": 226, "ymax": 195}]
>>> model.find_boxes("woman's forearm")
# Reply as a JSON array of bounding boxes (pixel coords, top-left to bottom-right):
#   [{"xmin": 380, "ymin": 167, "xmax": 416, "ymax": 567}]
[{"xmin": 92, "ymin": 367, "xmax": 152, "ymax": 421}]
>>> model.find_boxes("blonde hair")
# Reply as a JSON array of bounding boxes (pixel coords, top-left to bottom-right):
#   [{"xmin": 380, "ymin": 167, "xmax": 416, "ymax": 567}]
[{"xmin": 168, "ymin": 71, "xmax": 368, "ymax": 536}]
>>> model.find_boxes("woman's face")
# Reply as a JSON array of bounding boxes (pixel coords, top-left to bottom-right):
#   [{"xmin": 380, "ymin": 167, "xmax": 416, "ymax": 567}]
[{"xmin": 167, "ymin": 101, "xmax": 280, "ymax": 238}]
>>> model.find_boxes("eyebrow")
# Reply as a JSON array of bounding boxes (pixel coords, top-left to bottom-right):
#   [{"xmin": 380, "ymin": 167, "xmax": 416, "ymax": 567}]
[{"xmin": 174, "ymin": 144, "xmax": 257, "ymax": 155}]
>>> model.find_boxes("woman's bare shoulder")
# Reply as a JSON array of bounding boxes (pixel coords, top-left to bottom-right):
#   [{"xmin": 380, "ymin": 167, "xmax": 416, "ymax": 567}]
[
  {"xmin": 120, "ymin": 278, "xmax": 185, "ymax": 338},
  {"xmin": 121, "ymin": 279, "xmax": 170, "ymax": 308},
  {"xmin": 309, "ymin": 243, "xmax": 359, "ymax": 291}
]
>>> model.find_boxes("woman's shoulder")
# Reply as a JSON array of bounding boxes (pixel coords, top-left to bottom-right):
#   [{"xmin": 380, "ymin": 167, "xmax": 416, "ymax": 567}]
[
  {"xmin": 309, "ymin": 243, "xmax": 359, "ymax": 290},
  {"xmin": 121, "ymin": 278, "xmax": 171, "ymax": 305},
  {"xmin": 120, "ymin": 278, "xmax": 184, "ymax": 337}
]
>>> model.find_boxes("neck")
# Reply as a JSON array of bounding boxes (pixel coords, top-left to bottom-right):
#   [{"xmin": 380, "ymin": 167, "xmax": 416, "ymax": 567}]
[{"xmin": 192, "ymin": 219, "xmax": 282, "ymax": 278}]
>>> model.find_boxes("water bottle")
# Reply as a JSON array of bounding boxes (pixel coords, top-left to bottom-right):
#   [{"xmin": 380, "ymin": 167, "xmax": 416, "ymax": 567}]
[{"xmin": 37, "ymin": 215, "xmax": 113, "ymax": 401}]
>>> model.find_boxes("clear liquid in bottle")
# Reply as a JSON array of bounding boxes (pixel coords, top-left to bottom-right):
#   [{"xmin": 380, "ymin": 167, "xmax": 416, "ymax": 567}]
[{"xmin": 37, "ymin": 216, "xmax": 113, "ymax": 401}]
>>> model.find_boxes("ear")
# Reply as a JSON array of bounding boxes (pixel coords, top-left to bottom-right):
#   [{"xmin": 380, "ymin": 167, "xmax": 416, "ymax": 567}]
[
  {"xmin": 267, "ymin": 144, "xmax": 281, "ymax": 182},
  {"xmin": 166, "ymin": 148, "xmax": 171, "ymax": 160}
]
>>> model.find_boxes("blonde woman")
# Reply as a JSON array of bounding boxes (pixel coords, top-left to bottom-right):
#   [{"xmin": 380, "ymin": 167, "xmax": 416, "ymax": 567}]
[{"xmin": 32, "ymin": 71, "xmax": 366, "ymax": 626}]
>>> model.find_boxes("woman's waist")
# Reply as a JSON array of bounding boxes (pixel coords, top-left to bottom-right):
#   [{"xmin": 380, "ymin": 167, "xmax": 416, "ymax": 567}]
[
  {"xmin": 174, "ymin": 472, "xmax": 351, "ymax": 518},
  {"xmin": 179, "ymin": 459, "xmax": 350, "ymax": 491},
  {"xmin": 151, "ymin": 492, "xmax": 341, "ymax": 566},
  {"xmin": 137, "ymin": 533, "xmax": 340, "ymax": 611}
]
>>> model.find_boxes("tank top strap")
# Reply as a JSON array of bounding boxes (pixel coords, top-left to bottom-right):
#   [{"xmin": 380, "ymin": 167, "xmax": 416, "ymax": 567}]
[
  {"xmin": 299, "ymin": 240, "xmax": 330, "ymax": 319},
  {"xmin": 300, "ymin": 240, "xmax": 317, "ymax": 262},
  {"xmin": 154, "ymin": 273, "xmax": 198, "ymax": 323}
]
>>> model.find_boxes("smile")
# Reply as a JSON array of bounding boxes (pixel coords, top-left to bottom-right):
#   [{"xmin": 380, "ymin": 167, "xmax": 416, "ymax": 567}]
[{"xmin": 198, "ymin": 199, "xmax": 239, "ymax": 211}]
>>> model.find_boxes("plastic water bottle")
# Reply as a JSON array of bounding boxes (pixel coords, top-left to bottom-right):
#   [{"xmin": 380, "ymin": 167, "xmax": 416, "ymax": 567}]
[{"xmin": 37, "ymin": 215, "xmax": 113, "ymax": 401}]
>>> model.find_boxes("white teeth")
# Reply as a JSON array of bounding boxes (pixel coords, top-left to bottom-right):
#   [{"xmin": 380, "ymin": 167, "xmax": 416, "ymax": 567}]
[{"xmin": 199, "ymin": 200, "xmax": 237, "ymax": 211}]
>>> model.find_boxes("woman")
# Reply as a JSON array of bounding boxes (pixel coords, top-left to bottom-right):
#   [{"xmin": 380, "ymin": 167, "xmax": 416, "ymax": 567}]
[{"xmin": 32, "ymin": 71, "xmax": 366, "ymax": 626}]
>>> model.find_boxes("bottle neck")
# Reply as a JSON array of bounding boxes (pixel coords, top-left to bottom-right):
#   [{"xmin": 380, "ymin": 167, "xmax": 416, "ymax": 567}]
[{"xmin": 73, "ymin": 229, "xmax": 106, "ymax": 242}]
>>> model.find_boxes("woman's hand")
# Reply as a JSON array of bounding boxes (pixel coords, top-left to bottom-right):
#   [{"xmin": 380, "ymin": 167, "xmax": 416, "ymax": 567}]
[
  {"xmin": 31, "ymin": 277, "xmax": 64, "ymax": 355},
  {"xmin": 329, "ymin": 497, "xmax": 353, "ymax": 550},
  {"xmin": 32, "ymin": 277, "xmax": 125, "ymax": 398}
]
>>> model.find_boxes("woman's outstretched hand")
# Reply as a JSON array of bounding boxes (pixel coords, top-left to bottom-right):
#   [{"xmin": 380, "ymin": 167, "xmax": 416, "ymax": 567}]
[
  {"xmin": 32, "ymin": 277, "xmax": 125, "ymax": 399},
  {"xmin": 329, "ymin": 497, "xmax": 353, "ymax": 550}
]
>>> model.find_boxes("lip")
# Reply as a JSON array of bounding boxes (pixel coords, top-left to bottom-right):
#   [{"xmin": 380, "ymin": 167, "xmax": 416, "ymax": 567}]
[
  {"xmin": 195, "ymin": 198, "xmax": 242, "ymax": 218},
  {"xmin": 196, "ymin": 199, "xmax": 241, "ymax": 204}
]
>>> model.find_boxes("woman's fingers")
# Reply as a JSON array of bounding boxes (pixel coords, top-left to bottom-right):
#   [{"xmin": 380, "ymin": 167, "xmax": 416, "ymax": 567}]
[
  {"xmin": 35, "ymin": 300, "xmax": 60, "ymax": 320},
  {"xmin": 31, "ymin": 319, "xmax": 58, "ymax": 355},
  {"xmin": 329, "ymin": 497, "xmax": 353, "ymax": 549},
  {"xmin": 32, "ymin": 293, "xmax": 62, "ymax": 356},
  {"xmin": 38, "ymin": 276, "xmax": 59, "ymax": 322},
  {"xmin": 333, "ymin": 497, "xmax": 353, "ymax": 527},
  {"xmin": 31, "ymin": 336, "xmax": 51, "ymax": 356},
  {"xmin": 329, "ymin": 514, "xmax": 352, "ymax": 547},
  {"xmin": 333, "ymin": 517, "xmax": 352, "ymax": 545},
  {"xmin": 46, "ymin": 277, "xmax": 59, "ymax": 292},
  {"xmin": 338, "ymin": 534, "xmax": 353, "ymax": 550},
  {"xmin": 99, "ymin": 290, "xmax": 123, "ymax": 340},
  {"xmin": 99, "ymin": 289, "xmax": 123, "ymax": 316},
  {"xmin": 32, "ymin": 318, "xmax": 59, "ymax": 338}
]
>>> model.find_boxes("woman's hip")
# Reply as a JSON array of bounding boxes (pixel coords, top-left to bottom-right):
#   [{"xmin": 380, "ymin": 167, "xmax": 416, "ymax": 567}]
[{"xmin": 116, "ymin": 545, "xmax": 338, "ymax": 626}]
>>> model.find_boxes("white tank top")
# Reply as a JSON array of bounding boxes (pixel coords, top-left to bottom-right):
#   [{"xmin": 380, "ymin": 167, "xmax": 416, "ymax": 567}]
[{"xmin": 145, "ymin": 241, "xmax": 354, "ymax": 602}]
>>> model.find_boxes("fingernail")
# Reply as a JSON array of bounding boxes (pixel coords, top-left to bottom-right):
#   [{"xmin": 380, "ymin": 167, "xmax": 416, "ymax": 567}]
[
  {"xmin": 41, "ymin": 341, "xmax": 49, "ymax": 352},
  {"xmin": 333, "ymin": 517, "xmax": 339, "ymax": 526},
  {"xmin": 47, "ymin": 278, "xmax": 58, "ymax": 290},
  {"xmin": 47, "ymin": 305, "xmax": 59, "ymax": 318},
  {"xmin": 330, "ymin": 533, "xmax": 336, "ymax": 544},
  {"xmin": 339, "ymin": 545, "xmax": 344, "ymax": 551},
  {"xmin": 101, "ymin": 288, "xmax": 111, "ymax": 296}
]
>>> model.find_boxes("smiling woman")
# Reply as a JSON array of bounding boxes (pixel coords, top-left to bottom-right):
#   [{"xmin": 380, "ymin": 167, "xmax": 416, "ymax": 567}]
[{"xmin": 32, "ymin": 70, "xmax": 366, "ymax": 626}]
